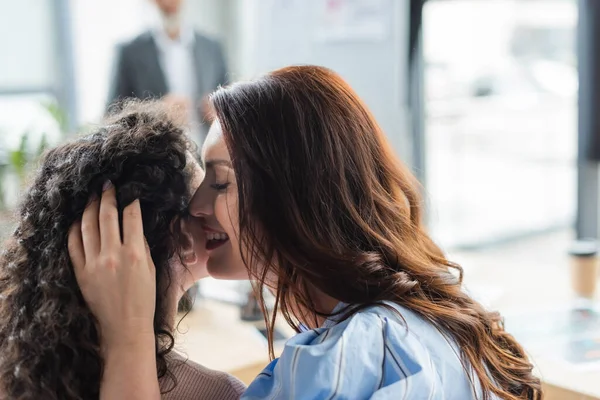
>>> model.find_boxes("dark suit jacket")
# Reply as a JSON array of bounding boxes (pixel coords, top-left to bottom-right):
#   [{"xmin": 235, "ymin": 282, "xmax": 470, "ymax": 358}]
[{"xmin": 107, "ymin": 30, "xmax": 228, "ymax": 135}]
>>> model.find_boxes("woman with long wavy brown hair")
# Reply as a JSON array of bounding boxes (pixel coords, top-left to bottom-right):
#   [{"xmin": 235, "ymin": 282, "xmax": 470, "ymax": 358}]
[
  {"xmin": 68, "ymin": 66, "xmax": 542, "ymax": 399},
  {"xmin": 0, "ymin": 101, "xmax": 244, "ymax": 400}
]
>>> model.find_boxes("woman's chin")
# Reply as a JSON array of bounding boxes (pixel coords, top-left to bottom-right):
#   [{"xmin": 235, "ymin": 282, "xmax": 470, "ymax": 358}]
[
  {"xmin": 192, "ymin": 261, "xmax": 209, "ymax": 281},
  {"xmin": 206, "ymin": 260, "xmax": 248, "ymax": 280},
  {"xmin": 192, "ymin": 271, "xmax": 209, "ymax": 283}
]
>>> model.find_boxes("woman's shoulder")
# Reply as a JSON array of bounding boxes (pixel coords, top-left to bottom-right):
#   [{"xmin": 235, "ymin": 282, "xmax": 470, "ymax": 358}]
[
  {"xmin": 161, "ymin": 352, "xmax": 246, "ymax": 400},
  {"xmin": 326, "ymin": 301, "xmax": 456, "ymax": 349},
  {"xmin": 292, "ymin": 301, "xmax": 433, "ymax": 351},
  {"xmin": 242, "ymin": 303, "xmax": 439, "ymax": 399},
  {"xmin": 306, "ymin": 303, "xmax": 435, "ymax": 365}
]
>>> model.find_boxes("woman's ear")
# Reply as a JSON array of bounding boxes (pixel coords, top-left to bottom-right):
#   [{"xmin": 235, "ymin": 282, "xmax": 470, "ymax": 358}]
[{"xmin": 179, "ymin": 218, "xmax": 198, "ymax": 266}]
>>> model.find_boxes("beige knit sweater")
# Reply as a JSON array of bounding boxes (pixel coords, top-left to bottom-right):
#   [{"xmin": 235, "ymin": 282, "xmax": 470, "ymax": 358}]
[{"xmin": 160, "ymin": 352, "xmax": 246, "ymax": 400}]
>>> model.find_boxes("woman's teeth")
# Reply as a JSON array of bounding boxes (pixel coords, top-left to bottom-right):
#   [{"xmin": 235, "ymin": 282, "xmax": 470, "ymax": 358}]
[{"xmin": 207, "ymin": 232, "xmax": 229, "ymax": 241}]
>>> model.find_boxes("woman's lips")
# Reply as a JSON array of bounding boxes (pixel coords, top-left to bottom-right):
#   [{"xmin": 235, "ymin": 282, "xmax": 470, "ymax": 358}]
[
  {"xmin": 206, "ymin": 238, "xmax": 228, "ymax": 250},
  {"xmin": 205, "ymin": 230, "xmax": 229, "ymax": 250}
]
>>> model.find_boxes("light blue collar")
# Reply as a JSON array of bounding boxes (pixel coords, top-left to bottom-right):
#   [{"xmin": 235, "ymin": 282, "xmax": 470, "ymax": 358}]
[
  {"xmin": 297, "ymin": 302, "xmax": 348, "ymax": 332},
  {"xmin": 321, "ymin": 302, "xmax": 349, "ymax": 329}
]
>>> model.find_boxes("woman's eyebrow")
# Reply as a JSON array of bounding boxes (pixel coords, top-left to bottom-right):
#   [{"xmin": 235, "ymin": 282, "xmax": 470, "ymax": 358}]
[{"xmin": 204, "ymin": 159, "xmax": 232, "ymax": 168}]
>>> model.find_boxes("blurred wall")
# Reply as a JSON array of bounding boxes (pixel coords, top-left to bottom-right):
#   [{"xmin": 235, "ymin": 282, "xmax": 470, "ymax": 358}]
[
  {"xmin": 71, "ymin": 0, "xmax": 150, "ymax": 124},
  {"xmin": 0, "ymin": 0, "xmax": 58, "ymax": 91}
]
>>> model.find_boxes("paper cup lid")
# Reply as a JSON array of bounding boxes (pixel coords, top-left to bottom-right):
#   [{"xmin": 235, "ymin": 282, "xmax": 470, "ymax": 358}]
[{"xmin": 569, "ymin": 239, "xmax": 599, "ymax": 257}]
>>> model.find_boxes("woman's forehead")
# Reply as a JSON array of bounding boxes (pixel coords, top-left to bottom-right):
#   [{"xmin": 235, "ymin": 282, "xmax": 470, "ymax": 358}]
[
  {"xmin": 202, "ymin": 121, "xmax": 230, "ymax": 162},
  {"xmin": 184, "ymin": 152, "xmax": 204, "ymax": 193}
]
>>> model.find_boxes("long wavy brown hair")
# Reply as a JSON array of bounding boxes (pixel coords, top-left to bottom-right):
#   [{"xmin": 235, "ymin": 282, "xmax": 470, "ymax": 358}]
[
  {"xmin": 210, "ymin": 66, "xmax": 542, "ymax": 400},
  {"xmin": 0, "ymin": 101, "xmax": 193, "ymax": 399}
]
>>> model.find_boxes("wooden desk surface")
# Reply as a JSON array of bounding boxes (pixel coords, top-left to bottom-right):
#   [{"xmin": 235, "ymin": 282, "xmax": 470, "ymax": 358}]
[
  {"xmin": 174, "ymin": 301, "xmax": 274, "ymax": 374},
  {"xmin": 458, "ymin": 248, "xmax": 600, "ymax": 400}
]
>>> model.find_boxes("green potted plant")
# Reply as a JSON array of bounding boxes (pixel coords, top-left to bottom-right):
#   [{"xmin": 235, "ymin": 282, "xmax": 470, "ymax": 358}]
[
  {"xmin": 7, "ymin": 131, "xmax": 48, "ymax": 188},
  {"xmin": 0, "ymin": 100, "xmax": 59, "ymax": 234}
]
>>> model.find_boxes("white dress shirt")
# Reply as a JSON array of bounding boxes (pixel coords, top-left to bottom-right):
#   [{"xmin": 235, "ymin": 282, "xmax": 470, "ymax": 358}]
[
  {"xmin": 153, "ymin": 26, "xmax": 197, "ymax": 101},
  {"xmin": 153, "ymin": 27, "xmax": 202, "ymax": 144}
]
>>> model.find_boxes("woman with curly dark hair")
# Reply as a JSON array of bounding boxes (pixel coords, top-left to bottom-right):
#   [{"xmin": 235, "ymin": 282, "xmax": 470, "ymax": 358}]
[{"xmin": 0, "ymin": 101, "xmax": 245, "ymax": 400}]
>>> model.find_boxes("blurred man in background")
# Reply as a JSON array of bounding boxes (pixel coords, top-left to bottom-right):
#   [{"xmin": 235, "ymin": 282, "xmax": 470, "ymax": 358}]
[
  {"xmin": 107, "ymin": 0, "xmax": 228, "ymax": 146},
  {"xmin": 107, "ymin": 0, "xmax": 228, "ymax": 310}
]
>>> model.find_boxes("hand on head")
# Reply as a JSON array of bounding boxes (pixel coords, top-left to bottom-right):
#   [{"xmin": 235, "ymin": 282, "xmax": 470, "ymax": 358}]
[{"xmin": 68, "ymin": 182, "xmax": 156, "ymax": 350}]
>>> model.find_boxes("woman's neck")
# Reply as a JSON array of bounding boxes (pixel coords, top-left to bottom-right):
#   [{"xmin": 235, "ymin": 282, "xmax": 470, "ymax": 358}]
[
  {"xmin": 298, "ymin": 288, "xmax": 340, "ymax": 329},
  {"xmin": 165, "ymin": 286, "xmax": 185, "ymax": 330}
]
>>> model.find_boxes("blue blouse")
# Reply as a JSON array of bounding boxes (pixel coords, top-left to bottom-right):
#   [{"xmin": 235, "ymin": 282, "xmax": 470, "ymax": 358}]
[{"xmin": 241, "ymin": 302, "xmax": 494, "ymax": 400}]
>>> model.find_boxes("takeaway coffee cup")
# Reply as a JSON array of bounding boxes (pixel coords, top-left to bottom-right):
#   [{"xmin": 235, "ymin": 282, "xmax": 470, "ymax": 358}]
[{"xmin": 569, "ymin": 239, "xmax": 599, "ymax": 303}]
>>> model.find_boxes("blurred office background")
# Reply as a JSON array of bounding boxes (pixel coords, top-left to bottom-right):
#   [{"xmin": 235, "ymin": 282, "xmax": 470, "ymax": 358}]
[
  {"xmin": 2, "ymin": 0, "xmax": 598, "ymax": 393},
  {"xmin": 0, "ymin": 0, "xmax": 577, "ymax": 249}
]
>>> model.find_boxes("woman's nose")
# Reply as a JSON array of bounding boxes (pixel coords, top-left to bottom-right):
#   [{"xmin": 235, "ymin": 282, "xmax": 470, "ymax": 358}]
[{"xmin": 188, "ymin": 186, "xmax": 213, "ymax": 217}]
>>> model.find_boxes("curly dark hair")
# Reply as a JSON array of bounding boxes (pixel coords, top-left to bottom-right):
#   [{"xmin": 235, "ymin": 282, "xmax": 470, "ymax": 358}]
[{"xmin": 0, "ymin": 101, "xmax": 195, "ymax": 399}]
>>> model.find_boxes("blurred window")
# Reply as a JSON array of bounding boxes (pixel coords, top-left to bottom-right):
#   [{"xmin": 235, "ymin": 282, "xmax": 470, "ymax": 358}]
[{"xmin": 423, "ymin": 0, "xmax": 577, "ymax": 248}]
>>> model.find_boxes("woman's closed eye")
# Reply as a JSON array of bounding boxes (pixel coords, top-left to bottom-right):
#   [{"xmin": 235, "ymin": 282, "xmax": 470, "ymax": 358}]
[{"xmin": 210, "ymin": 182, "xmax": 230, "ymax": 192}]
